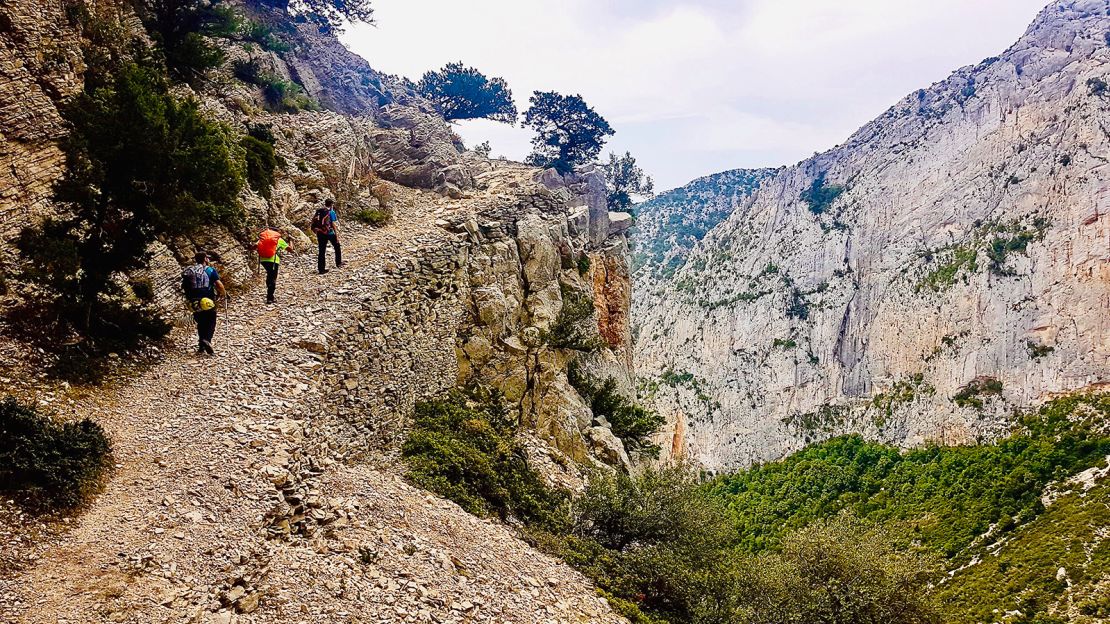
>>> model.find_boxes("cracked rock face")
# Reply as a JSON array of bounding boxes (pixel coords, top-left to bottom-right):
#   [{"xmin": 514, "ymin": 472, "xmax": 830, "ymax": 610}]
[{"xmin": 635, "ymin": 0, "xmax": 1110, "ymax": 473}]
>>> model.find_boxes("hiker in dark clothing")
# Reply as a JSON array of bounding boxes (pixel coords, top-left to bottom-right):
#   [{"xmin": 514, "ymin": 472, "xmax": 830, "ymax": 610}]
[
  {"xmin": 181, "ymin": 251, "xmax": 225, "ymax": 355},
  {"xmin": 311, "ymin": 198, "xmax": 343, "ymax": 274}
]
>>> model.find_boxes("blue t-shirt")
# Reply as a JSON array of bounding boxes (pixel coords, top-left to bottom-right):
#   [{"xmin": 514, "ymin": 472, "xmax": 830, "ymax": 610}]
[{"xmin": 329, "ymin": 209, "xmax": 339, "ymax": 224}]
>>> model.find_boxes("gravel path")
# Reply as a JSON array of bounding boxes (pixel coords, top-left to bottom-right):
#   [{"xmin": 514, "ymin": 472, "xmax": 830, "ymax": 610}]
[{"xmin": 0, "ymin": 182, "xmax": 623, "ymax": 624}]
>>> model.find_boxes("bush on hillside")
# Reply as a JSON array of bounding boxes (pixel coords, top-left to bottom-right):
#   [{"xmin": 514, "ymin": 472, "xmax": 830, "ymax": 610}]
[
  {"xmin": 233, "ymin": 59, "xmax": 321, "ymax": 113},
  {"xmin": 801, "ymin": 172, "xmax": 845, "ymax": 215},
  {"xmin": 401, "ymin": 390, "xmax": 568, "ymax": 530},
  {"xmin": 568, "ymin": 364, "xmax": 664, "ymax": 458},
  {"xmin": 0, "ymin": 398, "xmax": 112, "ymax": 512},
  {"xmin": 242, "ymin": 124, "xmax": 284, "ymax": 200},
  {"xmin": 603, "ymin": 151, "xmax": 655, "ymax": 212},
  {"xmin": 544, "ymin": 285, "xmax": 605, "ymax": 352},
  {"xmin": 16, "ymin": 62, "xmax": 241, "ymax": 344}
]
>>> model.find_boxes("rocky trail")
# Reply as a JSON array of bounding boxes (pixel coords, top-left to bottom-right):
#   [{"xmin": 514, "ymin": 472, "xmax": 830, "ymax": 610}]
[{"xmin": 0, "ymin": 178, "xmax": 624, "ymax": 624}]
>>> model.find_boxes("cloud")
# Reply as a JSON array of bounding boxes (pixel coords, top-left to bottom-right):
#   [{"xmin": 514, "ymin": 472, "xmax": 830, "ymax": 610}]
[{"xmin": 343, "ymin": 0, "xmax": 1050, "ymax": 190}]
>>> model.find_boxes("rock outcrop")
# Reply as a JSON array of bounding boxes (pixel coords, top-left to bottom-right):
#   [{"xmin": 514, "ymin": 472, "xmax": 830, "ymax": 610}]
[{"xmin": 635, "ymin": 0, "xmax": 1110, "ymax": 472}]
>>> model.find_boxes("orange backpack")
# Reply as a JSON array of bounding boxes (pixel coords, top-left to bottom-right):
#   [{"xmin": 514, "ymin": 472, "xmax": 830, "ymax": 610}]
[{"xmin": 257, "ymin": 229, "xmax": 280, "ymax": 258}]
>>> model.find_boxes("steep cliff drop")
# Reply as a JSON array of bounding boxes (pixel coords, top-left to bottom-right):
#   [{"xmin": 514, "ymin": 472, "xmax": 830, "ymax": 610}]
[{"xmin": 635, "ymin": 0, "xmax": 1110, "ymax": 472}]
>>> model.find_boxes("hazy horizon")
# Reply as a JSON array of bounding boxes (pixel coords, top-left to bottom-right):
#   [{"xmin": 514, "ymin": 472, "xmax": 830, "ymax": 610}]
[{"xmin": 344, "ymin": 1, "xmax": 1049, "ymax": 191}]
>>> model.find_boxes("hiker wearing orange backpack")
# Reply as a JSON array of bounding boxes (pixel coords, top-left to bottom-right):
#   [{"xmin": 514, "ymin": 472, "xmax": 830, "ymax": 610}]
[{"xmin": 257, "ymin": 228, "xmax": 289, "ymax": 304}]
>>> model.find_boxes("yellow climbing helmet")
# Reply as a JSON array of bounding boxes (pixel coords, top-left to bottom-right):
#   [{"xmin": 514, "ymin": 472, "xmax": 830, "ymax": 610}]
[{"xmin": 197, "ymin": 297, "xmax": 216, "ymax": 311}]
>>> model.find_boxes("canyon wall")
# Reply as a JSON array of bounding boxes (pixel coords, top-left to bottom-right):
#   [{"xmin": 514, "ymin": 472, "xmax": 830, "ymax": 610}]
[{"xmin": 635, "ymin": 0, "xmax": 1110, "ymax": 472}]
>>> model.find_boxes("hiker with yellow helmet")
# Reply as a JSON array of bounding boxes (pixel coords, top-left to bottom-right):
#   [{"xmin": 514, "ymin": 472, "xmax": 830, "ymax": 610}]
[{"xmin": 182, "ymin": 251, "xmax": 226, "ymax": 355}]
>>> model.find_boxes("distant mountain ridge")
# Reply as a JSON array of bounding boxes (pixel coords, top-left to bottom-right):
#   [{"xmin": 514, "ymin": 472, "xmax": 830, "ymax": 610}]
[{"xmin": 632, "ymin": 168, "xmax": 777, "ymax": 280}]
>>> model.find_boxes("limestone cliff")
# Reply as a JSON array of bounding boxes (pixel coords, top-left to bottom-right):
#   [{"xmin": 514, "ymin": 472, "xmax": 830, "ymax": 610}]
[{"xmin": 635, "ymin": 0, "xmax": 1110, "ymax": 472}]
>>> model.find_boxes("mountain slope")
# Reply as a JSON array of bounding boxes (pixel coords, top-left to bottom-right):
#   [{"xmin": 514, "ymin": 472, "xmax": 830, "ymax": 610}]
[
  {"xmin": 632, "ymin": 168, "xmax": 777, "ymax": 280},
  {"xmin": 635, "ymin": 0, "xmax": 1110, "ymax": 471}
]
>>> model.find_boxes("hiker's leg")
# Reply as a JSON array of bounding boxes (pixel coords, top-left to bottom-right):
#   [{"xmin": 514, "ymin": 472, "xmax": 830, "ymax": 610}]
[
  {"xmin": 192, "ymin": 311, "xmax": 204, "ymax": 348},
  {"xmin": 263, "ymin": 262, "xmax": 277, "ymax": 300},
  {"xmin": 201, "ymin": 309, "xmax": 218, "ymax": 344},
  {"xmin": 316, "ymin": 234, "xmax": 327, "ymax": 273},
  {"xmin": 331, "ymin": 233, "xmax": 342, "ymax": 267}
]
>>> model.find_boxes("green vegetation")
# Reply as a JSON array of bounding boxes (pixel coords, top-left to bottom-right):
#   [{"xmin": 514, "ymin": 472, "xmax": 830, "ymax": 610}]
[
  {"xmin": 871, "ymin": 373, "xmax": 935, "ymax": 426},
  {"xmin": 1089, "ymin": 77, "xmax": 1108, "ymax": 97},
  {"xmin": 352, "ymin": 206, "xmax": 391, "ymax": 226},
  {"xmin": 233, "ymin": 59, "xmax": 321, "ymax": 113},
  {"xmin": 603, "ymin": 151, "xmax": 655, "ymax": 211},
  {"xmin": 241, "ymin": 124, "xmax": 284, "ymax": 199},
  {"xmin": 576, "ymin": 253, "xmax": 591, "ymax": 276},
  {"xmin": 417, "ymin": 62, "xmax": 517, "ymax": 122},
  {"xmin": 800, "ymin": 172, "xmax": 845, "ymax": 215},
  {"xmin": 782, "ymin": 403, "xmax": 848, "ymax": 438},
  {"xmin": 280, "ymin": 0, "xmax": 375, "ymax": 30},
  {"xmin": 986, "ymin": 218, "xmax": 1049, "ymax": 276},
  {"xmin": 569, "ymin": 363, "xmax": 664, "ymax": 457},
  {"xmin": 918, "ymin": 245, "xmax": 978, "ymax": 291},
  {"xmin": 545, "ymin": 284, "xmax": 605, "ymax": 352},
  {"xmin": 936, "ymin": 481, "xmax": 1110, "ymax": 623},
  {"xmin": 632, "ymin": 169, "xmax": 773, "ymax": 276},
  {"xmin": 655, "ymin": 368, "xmax": 721, "ymax": 415},
  {"xmin": 0, "ymin": 398, "xmax": 112, "ymax": 512},
  {"xmin": 1027, "ymin": 340, "xmax": 1055, "ymax": 360},
  {"xmin": 524, "ymin": 91, "xmax": 614, "ymax": 174},
  {"xmin": 952, "ymin": 376, "xmax": 1004, "ymax": 409},
  {"xmin": 714, "ymin": 394, "xmax": 1110, "ymax": 560},
  {"xmin": 772, "ymin": 337, "xmax": 796, "ymax": 349},
  {"xmin": 17, "ymin": 62, "xmax": 241, "ymax": 343},
  {"xmin": 241, "ymin": 18, "xmax": 291, "ymax": 53},
  {"xmin": 784, "ymin": 287, "xmax": 810, "ymax": 320},
  {"xmin": 401, "ymin": 391, "xmax": 567, "ymax": 529},
  {"xmin": 131, "ymin": 0, "xmax": 232, "ymax": 83}
]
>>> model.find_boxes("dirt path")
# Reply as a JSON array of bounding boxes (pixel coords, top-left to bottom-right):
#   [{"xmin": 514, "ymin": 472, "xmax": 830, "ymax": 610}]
[{"xmin": 0, "ymin": 183, "xmax": 623, "ymax": 624}]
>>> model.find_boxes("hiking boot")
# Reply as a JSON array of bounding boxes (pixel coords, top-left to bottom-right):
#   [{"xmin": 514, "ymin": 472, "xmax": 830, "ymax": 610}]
[
  {"xmin": 201, "ymin": 340, "xmax": 215, "ymax": 355},
  {"xmin": 318, "ymin": 269, "xmax": 329, "ymax": 275},
  {"xmin": 266, "ymin": 297, "xmax": 275, "ymax": 305},
  {"xmin": 336, "ymin": 261, "xmax": 344, "ymax": 268}
]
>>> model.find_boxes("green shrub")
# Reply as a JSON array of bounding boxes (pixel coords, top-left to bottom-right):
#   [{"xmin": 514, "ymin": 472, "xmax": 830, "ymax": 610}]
[
  {"xmin": 577, "ymin": 253, "xmax": 591, "ymax": 276},
  {"xmin": 233, "ymin": 59, "xmax": 320, "ymax": 113},
  {"xmin": 952, "ymin": 376, "xmax": 1003, "ymax": 409},
  {"xmin": 401, "ymin": 391, "xmax": 568, "ymax": 530},
  {"xmin": 557, "ymin": 466, "xmax": 737, "ymax": 623},
  {"xmin": 241, "ymin": 124, "xmax": 283, "ymax": 200},
  {"xmin": 919, "ymin": 245, "xmax": 978, "ymax": 291},
  {"xmin": 132, "ymin": 0, "xmax": 227, "ymax": 83},
  {"xmin": 417, "ymin": 62, "xmax": 517, "ymax": 122},
  {"xmin": 16, "ymin": 62, "xmax": 240, "ymax": 343},
  {"xmin": 352, "ymin": 206, "xmax": 392, "ymax": 226},
  {"xmin": 568, "ymin": 364, "xmax": 664, "ymax": 457},
  {"xmin": 0, "ymin": 398, "xmax": 112, "ymax": 511},
  {"xmin": 801, "ymin": 172, "xmax": 845, "ymax": 215},
  {"xmin": 242, "ymin": 19, "xmax": 291, "ymax": 53},
  {"xmin": 772, "ymin": 338, "xmax": 797, "ymax": 349},
  {"xmin": 545, "ymin": 284, "xmax": 605, "ymax": 352},
  {"xmin": 1027, "ymin": 340, "xmax": 1055, "ymax": 360}
]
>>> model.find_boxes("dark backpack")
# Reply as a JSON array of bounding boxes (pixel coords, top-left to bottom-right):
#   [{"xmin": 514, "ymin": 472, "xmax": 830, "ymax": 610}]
[
  {"xmin": 310, "ymin": 208, "xmax": 332, "ymax": 235},
  {"xmin": 182, "ymin": 264, "xmax": 210, "ymax": 299}
]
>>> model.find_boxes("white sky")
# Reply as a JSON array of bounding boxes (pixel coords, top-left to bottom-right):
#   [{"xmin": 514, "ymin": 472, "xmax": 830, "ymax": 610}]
[{"xmin": 342, "ymin": 1, "xmax": 1049, "ymax": 190}]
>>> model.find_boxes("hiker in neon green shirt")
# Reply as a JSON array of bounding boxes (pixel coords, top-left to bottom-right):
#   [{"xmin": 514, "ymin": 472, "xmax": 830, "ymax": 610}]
[{"xmin": 256, "ymin": 228, "xmax": 290, "ymax": 304}]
